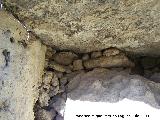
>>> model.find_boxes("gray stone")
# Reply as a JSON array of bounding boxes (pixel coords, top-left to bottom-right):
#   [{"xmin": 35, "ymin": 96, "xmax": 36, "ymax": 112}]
[
  {"xmin": 83, "ymin": 54, "xmax": 135, "ymax": 69},
  {"xmin": 144, "ymin": 70, "xmax": 153, "ymax": 78},
  {"xmin": 60, "ymin": 77, "xmax": 68, "ymax": 86},
  {"xmin": 55, "ymin": 114, "xmax": 64, "ymax": 120},
  {"xmin": 49, "ymin": 86, "xmax": 60, "ymax": 97},
  {"xmin": 150, "ymin": 73, "xmax": 160, "ymax": 83},
  {"xmin": 54, "ymin": 71, "xmax": 64, "ymax": 79},
  {"xmin": 67, "ymin": 69, "xmax": 160, "ymax": 109},
  {"xmin": 73, "ymin": 59, "xmax": 84, "ymax": 71},
  {"xmin": 50, "ymin": 95, "xmax": 66, "ymax": 116},
  {"xmin": 91, "ymin": 51, "xmax": 102, "ymax": 58},
  {"xmin": 4, "ymin": 0, "xmax": 160, "ymax": 55},
  {"xmin": 53, "ymin": 52, "xmax": 78, "ymax": 65}
]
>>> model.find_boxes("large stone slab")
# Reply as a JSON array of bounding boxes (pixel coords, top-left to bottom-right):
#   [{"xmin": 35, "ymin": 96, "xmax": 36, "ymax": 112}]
[
  {"xmin": 3, "ymin": 0, "xmax": 160, "ymax": 55},
  {"xmin": 0, "ymin": 11, "xmax": 46, "ymax": 120},
  {"xmin": 67, "ymin": 68, "xmax": 160, "ymax": 109}
]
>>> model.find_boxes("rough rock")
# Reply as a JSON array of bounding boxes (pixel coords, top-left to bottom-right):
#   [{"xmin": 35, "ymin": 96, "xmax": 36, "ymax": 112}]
[
  {"xmin": 4, "ymin": 0, "xmax": 160, "ymax": 55},
  {"xmin": 39, "ymin": 92, "xmax": 51, "ymax": 107},
  {"xmin": 67, "ymin": 69, "xmax": 160, "ymax": 109},
  {"xmin": 51, "ymin": 73, "xmax": 59, "ymax": 87},
  {"xmin": 48, "ymin": 61, "xmax": 71, "ymax": 73},
  {"xmin": 150, "ymin": 73, "xmax": 160, "ymax": 83},
  {"xmin": 50, "ymin": 95, "xmax": 66, "ymax": 116},
  {"xmin": 35, "ymin": 109, "xmax": 56, "ymax": 120},
  {"xmin": 55, "ymin": 114, "xmax": 64, "ymax": 120},
  {"xmin": 83, "ymin": 54, "xmax": 134, "ymax": 69},
  {"xmin": 0, "ymin": 11, "xmax": 46, "ymax": 120},
  {"xmin": 65, "ymin": 70, "xmax": 85, "ymax": 83},
  {"xmin": 144, "ymin": 70, "xmax": 153, "ymax": 78},
  {"xmin": 53, "ymin": 52, "xmax": 78, "ymax": 65},
  {"xmin": 73, "ymin": 59, "xmax": 84, "ymax": 71},
  {"xmin": 45, "ymin": 47, "xmax": 56, "ymax": 59},
  {"xmin": 43, "ymin": 72, "xmax": 54, "ymax": 88},
  {"xmin": 60, "ymin": 77, "xmax": 68, "ymax": 86},
  {"xmin": 49, "ymin": 87, "xmax": 60, "ymax": 97},
  {"xmin": 103, "ymin": 48, "xmax": 120, "ymax": 56},
  {"xmin": 39, "ymin": 72, "xmax": 60, "ymax": 107},
  {"xmin": 91, "ymin": 51, "xmax": 102, "ymax": 58},
  {"xmin": 54, "ymin": 71, "xmax": 64, "ymax": 79},
  {"xmin": 0, "ymin": 10, "xmax": 28, "ymax": 44}
]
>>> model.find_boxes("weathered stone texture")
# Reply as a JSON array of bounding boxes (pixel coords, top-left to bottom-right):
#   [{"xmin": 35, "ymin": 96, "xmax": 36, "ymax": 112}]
[
  {"xmin": 35, "ymin": 109, "xmax": 56, "ymax": 120},
  {"xmin": 83, "ymin": 54, "xmax": 134, "ymax": 69},
  {"xmin": 53, "ymin": 52, "xmax": 78, "ymax": 65},
  {"xmin": 0, "ymin": 11, "xmax": 46, "ymax": 120},
  {"xmin": 3, "ymin": 0, "xmax": 160, "ymax": 55},
  {"xmin": 67, "ymin": 69, "xmax": 160, "ymax": 109},
  {"xmin": 73, "ymin": 59, "xmax": 83, "ymax": 71}
]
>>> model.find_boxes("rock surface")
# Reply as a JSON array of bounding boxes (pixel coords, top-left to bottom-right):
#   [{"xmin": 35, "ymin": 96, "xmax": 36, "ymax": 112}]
[
  {"xmin": 48, "ymin": 61, "xmax": 71, "ymax": 73},
  {"xmin": 73, "ymin": 59, "xmax": 84, "ymax": 71},
  {"xmin": 39, "ymin": 72, "xmax": 59, "ymax": 107},
  {"xmin": 0, "ymin": 11, "xmax": 46, "ymax": 120},
  {"xmin": 35, "ymin": 109, "xmax": 56, "ymax": 120},
  {"xmin": 91, "ymin": 51, "xmax": 102, "ymax": 58},
  {"xmin": 103, "ymin": 48, "xmax": 120, "ymax": 56},
  {"xmin": 83, "ymin": 54, "xmax": 134, "ymax": 69},
  {"xmin": 82, "ymin": 54, "xmax": 90, "ymax": 60},
  {"xmin": 53, "ymin": 52, "xmax": 78, "ymax": 65},
  {"xmin": 67, "ymin": 69, "xmax": 160, "ymax": 109},
  {"xmin": 50, "ymin": 95, "xmax": 66, "ymax": 116},
  {"xmin": 3, "ymin": 0, "xmax": 160, "ymax": 55}
]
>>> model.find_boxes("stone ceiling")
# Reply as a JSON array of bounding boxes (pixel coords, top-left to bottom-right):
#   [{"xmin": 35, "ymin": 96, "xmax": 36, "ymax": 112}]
[{"xmin": 3, "ymin": 0, "xmax": 160, "ymax": 55}]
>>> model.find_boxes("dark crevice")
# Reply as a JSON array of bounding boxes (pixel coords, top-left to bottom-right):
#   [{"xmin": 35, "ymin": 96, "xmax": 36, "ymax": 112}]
[
  {"xmin": 2, "ymin": 49, "xmax": 10, "ymax": 67},
  {"xmin": 10, "ymin": 37, "xmax": 15, "ymax": 43},
  {"xmin": 18, "ymin": 40, "xmax": 27, "ymax": 48}
]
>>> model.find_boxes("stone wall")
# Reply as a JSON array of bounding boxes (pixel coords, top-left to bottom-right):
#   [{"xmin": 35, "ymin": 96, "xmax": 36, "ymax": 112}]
[
  {"xmin": 0, "ymin": 11, "xmax": 46, "ymax": 120},
  {"xmin": 1, "ymin": 1, "xmax": 160, "ymax": 119},
  {"xmin": 31, "ymin": 44, "xmax": 160, "ymax": 120}
]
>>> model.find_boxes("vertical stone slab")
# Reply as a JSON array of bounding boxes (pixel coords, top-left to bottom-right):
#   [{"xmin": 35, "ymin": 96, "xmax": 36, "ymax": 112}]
[{"xmin": 0, "ymin": 11, "xmax": 46, "ymax": 120}]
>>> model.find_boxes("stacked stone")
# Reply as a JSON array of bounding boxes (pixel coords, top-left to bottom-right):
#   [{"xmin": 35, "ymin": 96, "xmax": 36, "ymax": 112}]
[
  {"xmin": 35, "ymin": 47, "xmax": 135, "ymax": 120},
  {"xmin": 46, "ymin": 47, "xmax": 134, "ymax": 72}
]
